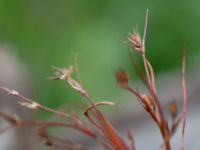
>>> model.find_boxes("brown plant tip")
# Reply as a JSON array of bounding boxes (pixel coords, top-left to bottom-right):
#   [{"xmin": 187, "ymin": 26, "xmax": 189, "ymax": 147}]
[
  {"xmin": 0, "ymin": 87, "xmax": 19, "ymax": 95},
  {"xmin": 168, "ymin": 101, "xmax": 178, "ymax": 120},
  {"xmin": 37, "ymin": 126, "xmax": 53, "ymax": 145},
  {"xmin": 0, "ymin": 112, "xmax": 21, "ymax": 126},
  {"xmin": 115, "ymin": 68, "xmax": 129, "ymax": 86},
  {"xmin": 127, "ymin": 29, "xmax": 142, "ymax": 51},
  {"xmin": 141, "ymin": 94, "xmax": 156, "ymax": 111},
  {"xmin": 49, "ymin": 66, "xmax": 89, "ymax": 97},
  {"xmin": 48, "ymin": 66, "xmax": 73, "ymax": 80},
  {"xmin": 18, "ymin": 101, "xmax": 39, "ymax": 109}
]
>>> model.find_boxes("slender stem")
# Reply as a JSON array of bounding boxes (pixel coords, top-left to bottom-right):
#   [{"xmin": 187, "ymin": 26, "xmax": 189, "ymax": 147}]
[
  {"xmin": 141, "ymin": 9, "xmax": 153, "ymax": 92},
  {"xmin": 143, "ymin": 54, "xmax": 171, "ymax": 150},
  {"xmin": 142, "ymin": 9, "xmax": 149, "ymax": 48},
  {"xmin": 124, "ymin": 85, "xmax": 159, "ymax": 124},
  {"xmin": 181, "ymin": 46, "xmax": 187, "ymax": 150},
  {"xmin": 142, "ymin": 53, "xmax": 152, "ymax": 91},
  {"xmin": 130, "ymin": 53, "xmax": 148, "ymax": 87},
  {"xmin": 141, "ymin": 9, "xmax": 171, "ymax": 150},
  {"xmin": 16, "ymin": 94, "xmax": 71, "ymax": 118},
  {"xmin": 38, "ymin": 105, "xmax": 70, "ymax": 118},
  {"xmin": 0, "ymin": 87, "xmax": 70, "ymax": 118}
]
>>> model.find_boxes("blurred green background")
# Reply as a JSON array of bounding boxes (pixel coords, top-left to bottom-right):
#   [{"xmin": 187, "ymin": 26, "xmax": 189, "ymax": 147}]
[{"xmin": 0, "ymin": 0, "xmax": 199, "ymax": 112}]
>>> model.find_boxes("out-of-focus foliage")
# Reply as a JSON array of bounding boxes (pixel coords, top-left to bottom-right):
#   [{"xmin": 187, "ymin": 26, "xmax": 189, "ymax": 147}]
[{"xmin": 0, "ymin": 0, "xmax": 199, "ymax": 109}]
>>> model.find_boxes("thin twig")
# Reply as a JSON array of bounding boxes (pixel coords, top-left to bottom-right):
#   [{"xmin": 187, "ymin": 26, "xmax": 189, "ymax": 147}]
[
  {"xmin": 146, "ymin": 60, "xmax": 157, "ymax": 94},
  {"xmin": 130, "ymin": 52, "xmax": 148, "ymax": 87},
  {"xmin": 142, "ymin": 9, "xmax": 149, "ymax": 49},
  {"xmin": 181, "ymin": 45, "xmax": 187, "ymax": 150},
  {"xmin": 0, "ymin": 87, "xmax": 70, "ymax": 118},
  {"xmin": 75, "ymin": 52, "xmax": 84, "ymax": 86},
  {"xmin": 141, "ymin": 9, "xmax": 153, "ymax": 92},
  {"xmin": 140, "ymin": 9, "xmax": 171, "ymax": 150},
  {"xmin": 124, "ymin": 85, "xmax": 158, "ymax": 124},
  {"xmin": 127, "ymin": 129, "xmax": 136, "ymax": 150}
]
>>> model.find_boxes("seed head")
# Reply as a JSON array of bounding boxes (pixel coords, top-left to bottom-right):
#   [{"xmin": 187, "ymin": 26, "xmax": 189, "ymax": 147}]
[
  {"xmin": 128, "ymin": 29, "xmax": 142, "ymax": 51},
  {"xmin": 115, "ymin": 68, "xmax": 129, "ymax": 86}
]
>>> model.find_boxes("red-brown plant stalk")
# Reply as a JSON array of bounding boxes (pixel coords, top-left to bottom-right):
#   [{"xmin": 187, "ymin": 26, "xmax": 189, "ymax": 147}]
[{"xmin": 0, "ymin": 10, "xmax": 187, "ymax": 150}]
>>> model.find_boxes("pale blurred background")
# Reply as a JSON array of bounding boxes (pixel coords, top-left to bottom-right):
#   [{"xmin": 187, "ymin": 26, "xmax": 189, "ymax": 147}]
[{"xmin": 0, "ymin": 0, "xmax": 200, "ymax": 149}]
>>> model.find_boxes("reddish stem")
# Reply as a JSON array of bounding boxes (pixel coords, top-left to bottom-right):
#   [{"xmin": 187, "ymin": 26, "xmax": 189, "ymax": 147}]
[{"xmin": 181, "ymin": 46, "xmax": 187, "ymax": 150}]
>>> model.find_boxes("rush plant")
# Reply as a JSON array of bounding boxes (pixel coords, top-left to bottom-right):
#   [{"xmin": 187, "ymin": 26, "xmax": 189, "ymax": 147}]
[{"xmin": 0, "ymin": 10, "xmax": 187, "ymax": 150}]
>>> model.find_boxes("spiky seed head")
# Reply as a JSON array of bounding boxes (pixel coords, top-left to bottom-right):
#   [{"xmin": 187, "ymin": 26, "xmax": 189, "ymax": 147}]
[{"xmin": 128, "ymin": 30, "xmax": 142, "ymax": 51}]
